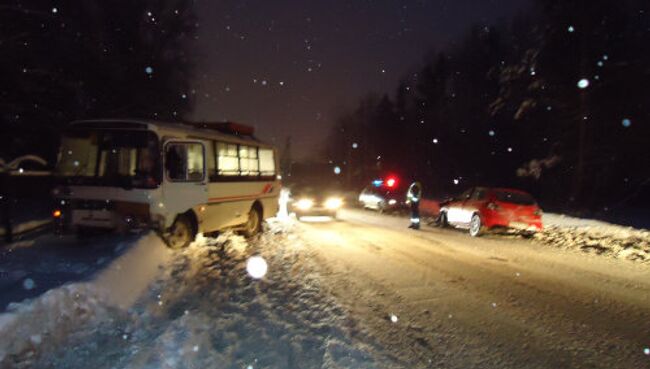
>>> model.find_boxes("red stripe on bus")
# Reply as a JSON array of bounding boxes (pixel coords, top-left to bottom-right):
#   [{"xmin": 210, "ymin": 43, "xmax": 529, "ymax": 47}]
[{"xmin": 208, "ymin": 184, "xmax": 275, "ymax": 203}]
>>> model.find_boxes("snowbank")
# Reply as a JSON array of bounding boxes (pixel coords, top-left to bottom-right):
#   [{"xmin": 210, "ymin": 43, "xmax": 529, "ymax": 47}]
[
  {"xmin": 536, "ymin": 214, "xmax": 650, "ymax": 262},
  {"xmin": 5, "ymin": 224, "xmax": 387, "ymax": 368},
  {"xmin": 0, "ymin": 233, "xmax": 172, "ymax": 367},
  {"xmin": 0, "ymin": 283, "xmax": 113, "ymax": 366}
]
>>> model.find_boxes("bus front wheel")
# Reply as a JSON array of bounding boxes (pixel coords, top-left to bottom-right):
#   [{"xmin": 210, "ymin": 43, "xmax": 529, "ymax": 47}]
[
  {"xmin": 242, "ymin": 207, "xmax": 262, "ymax": 238},
  {"xmin": 166, "ymin": 214, "xmax": 195, "ymax": 249}
]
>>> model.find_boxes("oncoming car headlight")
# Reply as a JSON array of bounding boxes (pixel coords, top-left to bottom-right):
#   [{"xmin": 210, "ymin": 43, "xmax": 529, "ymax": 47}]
[
  {"xmin": 295, "ymin": 198, "xmax": 314, "ymax": 210},
  {"xmin": 325, "ymin": 197, "xmax": 343, "ymax": 209},
  {"xmin": 388, "ymin": 199, "xmax": 397, "ymax": 205}
]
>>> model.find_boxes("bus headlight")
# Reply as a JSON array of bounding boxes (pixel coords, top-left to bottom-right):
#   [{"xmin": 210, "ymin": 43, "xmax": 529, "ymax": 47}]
[
  {"xmin": 325, "ymin": 197, "xmax": 343, "ymax": 210},
  {"xmin": 295, "ymin": 198, "xmax": 314, "ymax": 210}
]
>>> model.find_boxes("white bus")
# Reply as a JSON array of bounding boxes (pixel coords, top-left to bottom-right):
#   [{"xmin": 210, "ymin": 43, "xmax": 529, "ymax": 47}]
[{"xmin": 52, "ymin": 119, "xmax": 280, "ymax": 248}]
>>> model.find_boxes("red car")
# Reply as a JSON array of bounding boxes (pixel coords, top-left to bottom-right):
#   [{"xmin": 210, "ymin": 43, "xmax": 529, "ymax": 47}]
[{"xmin": 439, "ymin": 187, "xmax": 543, "ymax": 237}]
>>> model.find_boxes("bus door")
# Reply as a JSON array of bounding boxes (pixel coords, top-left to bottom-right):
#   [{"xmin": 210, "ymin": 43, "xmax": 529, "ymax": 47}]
[{"xmin": 162, "ymin": 140, "xmax": 207, "ymax": 226}]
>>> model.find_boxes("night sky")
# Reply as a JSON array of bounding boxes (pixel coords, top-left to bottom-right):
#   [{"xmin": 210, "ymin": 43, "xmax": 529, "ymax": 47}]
[{"xmin": 190, "ymin": 0, "xmax": 531, "ymax": 159}]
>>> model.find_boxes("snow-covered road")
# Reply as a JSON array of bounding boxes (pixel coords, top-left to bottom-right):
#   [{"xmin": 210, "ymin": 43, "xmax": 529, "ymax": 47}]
[
  {"xmin": 294, "ymin": 209, "xmax": 650, "ymax": 368},
  {"xmin": 1, "ymin": 209, "xmax": 649, "ymax": 368}
]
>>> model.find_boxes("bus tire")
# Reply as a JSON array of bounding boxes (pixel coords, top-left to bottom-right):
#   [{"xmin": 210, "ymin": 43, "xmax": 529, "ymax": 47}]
[
  {"xmin": 242, "ymin": 206, "xmax": 262, "ymax": 238},
  {"xmin": 166, "ymin": 214, "xmax": 195, "ymax": 249}
]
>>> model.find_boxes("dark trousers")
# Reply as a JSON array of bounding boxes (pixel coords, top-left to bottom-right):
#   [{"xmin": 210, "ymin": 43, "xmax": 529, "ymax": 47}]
[{"xmin": 410, "ymin": 201, "xmax": 420, "ymax": 228}]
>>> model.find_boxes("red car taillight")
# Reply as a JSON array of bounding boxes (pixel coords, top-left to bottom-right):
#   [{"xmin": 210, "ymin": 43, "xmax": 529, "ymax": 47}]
[{"xmin": 487, "ymin": 202, "xmax": 499, "ymax": 211}]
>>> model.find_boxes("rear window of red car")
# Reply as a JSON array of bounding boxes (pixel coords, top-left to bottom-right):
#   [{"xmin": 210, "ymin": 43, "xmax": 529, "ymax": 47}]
[{"xmin": 493, "ymin": 190, "xmax": 536, "ymax": 205}]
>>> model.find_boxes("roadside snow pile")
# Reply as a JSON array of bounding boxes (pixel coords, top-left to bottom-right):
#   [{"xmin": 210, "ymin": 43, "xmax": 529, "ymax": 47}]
[
  {"xmin": 537, "ymin": 214, "xmax": 650, "ymax": 262},
  {"xmin": 0, "ymin": 233, "xmax": 171, "ymax": 368},
  {"xmin": 0, "ymin": 283, "xmax": 115, "ymax": 367},
  {"xmin": 23, "ymin": 225, "xmax": 387, "ymax": 369}
]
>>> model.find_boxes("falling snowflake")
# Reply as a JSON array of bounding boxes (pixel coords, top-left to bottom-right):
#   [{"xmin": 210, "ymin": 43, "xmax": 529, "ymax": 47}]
[
  {"xmin": 333, "ymin": 166, "xmax": 341, "ymax": 175},
  {"xmin": 507, "ymin": 147, "xmax": 513, "ymax": 152},
  {"xmin": 279, "ymin": 81, "xmax": 285, "ymax": 86},
  {"xmin": 181, "ymin": 93, "xmax": 187, "ymax": 99},
  {"xmin": 390, "ymin": 314, "xmax": 398, "ymax": 323},
  {"xmin": 261, "ymin": 80, "xmax": 267, "ymax": 86},
  {"xmin": 491, "ymin": 302, "xmax": 497, "ymax": 308},
  {"xmin": 567, "ymin": 25, "xmax": 575, "ymax": 33},
  {"xmin": 644, "ymin": 347, "xmax": 650, "ymax": 355},
  {"xmin": 488, "ymin": 130, "xmax": 495, "ymax": 137},
  {"xmin": 23, "ymin": 278, "xmax": 35, "ymax": 290},
  {"xmin": 352, "ymin": 142, "xmax": 358, "ymax": 149},
  {"xmin": 192, "ymin": 345, "xmax": 199, "ymax": 352},
  {"xmin": 246, "ymin": 256, "xmax": 268, "ymax": 279},
  {"xmin": 52, "ymin": 7, "xmax": 58, "ymax": 14},
  {"xmin": 577, "ymin": 78, "xmax": 590, "ymax": 89},
  {"xmin": 453, "ymin": 179, "xmax": 459, "ymax": 185},
  {"xmin": 432, "ymin": 138, "xmax": 439, "ymax": 144}
]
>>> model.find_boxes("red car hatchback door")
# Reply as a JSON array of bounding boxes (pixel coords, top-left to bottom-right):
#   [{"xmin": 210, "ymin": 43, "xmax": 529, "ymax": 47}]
[{"xmin": 488, "ymin": 189, "xmax": 542, "ymax": 230}]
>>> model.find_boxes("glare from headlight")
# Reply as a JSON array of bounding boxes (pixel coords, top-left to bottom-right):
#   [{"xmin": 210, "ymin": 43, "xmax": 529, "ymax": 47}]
[
  {"xmin": 295, "ymin": 198, "xmax": 314, "ymax": 210},
  {"xmin": 388, "ymin": 199, "xmax": 397, "ymax": 205},
  {"xmin": 325, "ymin": 197, "xmax": 343, "ymax": 209}
]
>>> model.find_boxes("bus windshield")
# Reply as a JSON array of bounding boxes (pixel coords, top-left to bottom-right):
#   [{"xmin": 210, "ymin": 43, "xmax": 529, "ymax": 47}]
[{"xmin": 55, "ymin": 129, "xmax": 160, "ymax": 188}]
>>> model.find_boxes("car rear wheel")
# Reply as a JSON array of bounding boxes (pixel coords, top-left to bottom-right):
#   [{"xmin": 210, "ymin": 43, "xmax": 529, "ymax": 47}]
[
  {"xmin": 242, "ymin": 207, "xmax": 262, "ymax": 237},
  {"xmin": 469, "ymin": 214, "xmax": 483, "ymax": 237},
  {"xmin": 378, "ymin": 201, "xmax": 386, "ymax": 213},
  {"xmin": 166, "ymin": 215, "xmax": 195, "ymax": 249},
  {"xmin": 522, "ymin": 231, "xmax": 536, "ymax": 239}
]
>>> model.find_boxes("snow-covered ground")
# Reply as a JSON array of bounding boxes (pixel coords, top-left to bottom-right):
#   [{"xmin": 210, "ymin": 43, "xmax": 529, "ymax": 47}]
[
  {"xmin": 1, "ymin": 209, "xmax": 648, "ymax": 368},
  {"xmin": 1, "ymin": 223, "xmax": 392, "ymax": 369},
  {"xmin": 538, "ymin": 213, "xmax": 650, "ymax": 262}
]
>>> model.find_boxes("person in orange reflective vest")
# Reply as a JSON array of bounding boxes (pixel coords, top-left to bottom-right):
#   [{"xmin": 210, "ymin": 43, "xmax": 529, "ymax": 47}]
[{"xmin": 406, "ymin": 181, "xmax": 422, "ymax": 229}]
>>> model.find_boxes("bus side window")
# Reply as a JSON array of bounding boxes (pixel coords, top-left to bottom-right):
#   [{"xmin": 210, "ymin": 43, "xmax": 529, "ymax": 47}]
[
  {"xmin": 166, "ymin": 145, "xmax": 186, "ymax": 181},
  {"xmin": 259, "ymin": 148, "xmax": 275, "ymax": 177},
  {"xmin": 165, "ymin": 143, "xmax": 204, "ymax": 182}
]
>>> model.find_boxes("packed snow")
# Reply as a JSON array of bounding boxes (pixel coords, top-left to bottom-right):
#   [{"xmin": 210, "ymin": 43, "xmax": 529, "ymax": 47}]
[
  {"xmin": 0, "ymin": 222, "xmax": 390, "ymax": 368},
  {"xmin": 538, "ymin": 214, "xmax": 650, "ymax": 262}
]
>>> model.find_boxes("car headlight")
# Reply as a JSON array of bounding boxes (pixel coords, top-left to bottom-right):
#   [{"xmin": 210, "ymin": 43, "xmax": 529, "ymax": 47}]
[
  {"xmin": 295, "ymin": 198, "xmax": 314, "ymax": 210},
  {"xmin": 388, "ymin": 199, "xmax": 397, "ymax": 205},
  {"xmin": 325, "ymin": 197, "xmax": 343, "ymax": 209}
]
